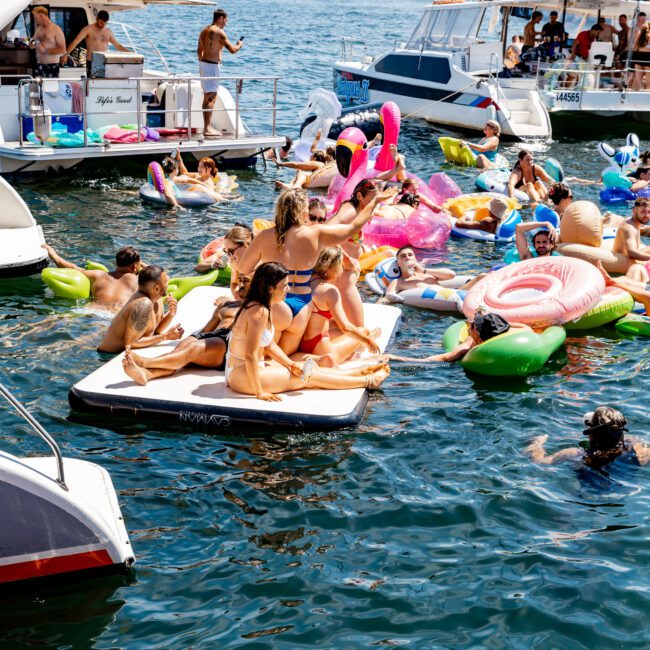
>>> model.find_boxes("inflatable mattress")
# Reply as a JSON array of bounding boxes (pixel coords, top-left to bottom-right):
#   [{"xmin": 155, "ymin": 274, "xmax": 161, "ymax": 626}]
[{"xmin": 69, "ymin": 286, "xmax": 401, "ymax": 431}]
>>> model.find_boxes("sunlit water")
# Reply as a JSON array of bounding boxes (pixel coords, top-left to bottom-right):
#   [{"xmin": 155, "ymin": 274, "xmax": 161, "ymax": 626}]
[{"xmin": 2, "ymin": 1, "xmax": 650, "ymax": 648}]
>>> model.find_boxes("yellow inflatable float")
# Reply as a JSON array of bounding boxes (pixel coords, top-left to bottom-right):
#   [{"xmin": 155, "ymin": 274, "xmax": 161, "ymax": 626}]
[
  {"xmin": 443, "ymin": 193, "xmax": 520, "ymax": 219},
  {"xmin": 556, "ymin": 201, "xmax": 631, "ymax": 274}
]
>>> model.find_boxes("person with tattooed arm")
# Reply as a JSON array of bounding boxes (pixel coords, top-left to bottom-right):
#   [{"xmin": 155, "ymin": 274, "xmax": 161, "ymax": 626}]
[{"xmin": 97, "ymin": 265, "xmax": 183, "ymax": 353}]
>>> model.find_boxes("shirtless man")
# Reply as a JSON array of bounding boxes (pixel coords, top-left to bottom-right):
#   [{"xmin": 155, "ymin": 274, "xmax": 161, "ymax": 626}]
[
  {"xmin": 30, "ymin": 7, "xmax": 66, "ymax": 78},
  {"xmin": 630, "ymin": 165, "xmax": 650, "ymax": 194},
  {"xmin": 385, "ymin": 246, "xmax": 483, "ymax": 297},
  {"xmin": 514, "ymin": 221, "xmax": 557, "ymax": 261},
  {"xmin": 63, "ymin": 11, "xmax": 129, "ymax": 78},
  {"xmin": 42, "ymin": 243, "xmax": 141, "ymax": 310},
  {"xmin": 612, "ymin": 197, "xmax": 650, "ymax": 282},
  {"xmin": 97, "ymin": 265, "xmax": 183, "ymax": 353},
  {"xmin": 197, "ymin": 9, "xmax": 243, "ymax": 136}
]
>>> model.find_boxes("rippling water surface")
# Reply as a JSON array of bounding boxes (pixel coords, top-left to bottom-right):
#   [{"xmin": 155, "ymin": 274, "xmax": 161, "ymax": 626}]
[{"xmin": 2, "ymin": 1, "xmax": 650, "ymax": 648}]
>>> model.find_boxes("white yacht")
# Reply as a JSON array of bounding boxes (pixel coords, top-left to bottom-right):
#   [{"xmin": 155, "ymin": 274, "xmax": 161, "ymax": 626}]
[
  {"xmin": 334, "ymin": 0, "xmax": 650, "ymax": 140},
  {"xmin": 0, "ymin": 0, "xmax": 283, "ymax": 173}
]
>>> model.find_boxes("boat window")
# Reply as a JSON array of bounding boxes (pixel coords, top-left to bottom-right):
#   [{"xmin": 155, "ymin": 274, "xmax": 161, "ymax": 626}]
[
  {"xmin": 374, "ymin": 54, "xmax": 451, "ymax": 84},
  {"xmin": 407, "ymin": 7, "xmax": 485, "ymax": 49},
  {"xmin": 11, "ymin": 8, "xmax": 88, "ymax": 44}
]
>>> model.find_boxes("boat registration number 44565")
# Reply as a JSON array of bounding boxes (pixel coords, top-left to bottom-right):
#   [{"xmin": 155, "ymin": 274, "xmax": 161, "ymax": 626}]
[{"xmin": 556, "ymin": 92, "xmax": 581, "ymax": 104}]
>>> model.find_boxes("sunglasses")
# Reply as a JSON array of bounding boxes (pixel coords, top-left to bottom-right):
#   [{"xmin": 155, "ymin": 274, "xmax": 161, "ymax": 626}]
[
  {"xmin": 224, "ymin": 244, "xmax": 243, "ymax": 256},
  {"xmin": 309, "ymin": 213, "xmax": 327, "ymax": 223}
]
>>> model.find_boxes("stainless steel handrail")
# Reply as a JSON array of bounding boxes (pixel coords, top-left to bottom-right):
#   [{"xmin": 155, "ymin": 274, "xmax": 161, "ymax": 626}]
[
  {"xmin": 15, "ymin": 74, "xmax": 280, "ymax": 147},
  {"xmin": 111, "ymin": 20, "xmax": 171, "ymax": 74},
  {"xmin": 0, "ymin": 383, "xmax": 67, "ymax": 490}
]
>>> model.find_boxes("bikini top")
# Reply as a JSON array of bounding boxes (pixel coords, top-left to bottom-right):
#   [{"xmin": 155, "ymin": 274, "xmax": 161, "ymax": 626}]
[
  {"xmin": 314, "ymin": 306, "xmax": 333, "ymax": 320},
  {"xmin": 287, "ymin": 268, "xmax": 313, "ymax": 291},
  {"xmin": 259, "ymin": 321, "xmax": 275, "ymax": 347},
  {"xmin": 514, "ymin": 165, "xmax": 539, "ymax": 189}
]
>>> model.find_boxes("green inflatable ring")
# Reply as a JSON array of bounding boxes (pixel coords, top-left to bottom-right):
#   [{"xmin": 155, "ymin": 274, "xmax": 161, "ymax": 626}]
[
  {"xmin": 43, "ymin": 262, "xmax": 220, "ymax": 301},
  {"xmin": 615, "ymin": 313, "xmax": 650, "ymax": 336},
  {"xmin": 442, "ymin": 320, "xmax": 566, "ymax": 377},
  {"xmin": 41, "ymin": 267, "xmax": 91, "ymax": 300},
  {"xmin": 565, "ymin": 289, "xmax": 633, "ymax": 330}
]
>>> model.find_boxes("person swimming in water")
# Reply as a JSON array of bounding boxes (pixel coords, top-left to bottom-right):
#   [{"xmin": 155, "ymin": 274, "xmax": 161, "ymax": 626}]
[{"xmin": 526, "ymin": 406, "xmax": 650, "ymax": 469}]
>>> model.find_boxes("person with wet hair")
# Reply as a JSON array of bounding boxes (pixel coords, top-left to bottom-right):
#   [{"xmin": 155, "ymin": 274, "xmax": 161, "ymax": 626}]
[
  {"xmin": 384, "ymin": 312, "xmax": 531, "ymax": 364},
  {"xmin": 526, "ymin": 407, "xmax": 650, "ymax": 468},
  {"xmin": 548, "ymin": 182, "xmax": 573, "ymax": 218}
]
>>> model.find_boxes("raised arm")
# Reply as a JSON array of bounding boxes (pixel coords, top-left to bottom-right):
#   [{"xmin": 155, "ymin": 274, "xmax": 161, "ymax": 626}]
[
  {"xmin": 42, "ymin": 243, "xmax": 84, "ymax": 272},
  {"xmin": 507, "ymin": 170, "xmax": 520, "ymax": 198},
  {"xmin": 277, "ymin": 160, "xmax": 324, "ymax": 171},
  {"xmin": 223, "ymin": 32, "xmax": 243, "ymax": 54}
]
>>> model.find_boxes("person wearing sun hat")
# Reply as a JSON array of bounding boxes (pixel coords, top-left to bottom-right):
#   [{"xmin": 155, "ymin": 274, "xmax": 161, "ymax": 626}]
[
  {"xmin": 455, "ymin": 196, "xmax": 510, "ymax": 236},
  {"xmin": 526, "ymin": 406, "xmax": 650, "ymax": 468}
]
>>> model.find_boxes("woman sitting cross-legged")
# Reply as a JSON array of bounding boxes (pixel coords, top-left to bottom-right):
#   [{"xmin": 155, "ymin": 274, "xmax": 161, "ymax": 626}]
[
  {"xmin": 300, "ymin": 247, "xmax": 381, "ymax": 365},
  {"xmin": 226, "ymin": 262, "xmax": 390, "ymax": 402}
]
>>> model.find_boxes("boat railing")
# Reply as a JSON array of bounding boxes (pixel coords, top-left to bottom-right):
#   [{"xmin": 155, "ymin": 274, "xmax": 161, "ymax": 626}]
[
  {"xmin": 340, "ymin": 38, "xmax": 371, "ymax": 63},
  {"xmin": 535, "ymin": 60, "xmax": 634, "ymax": 95},
  {"xmin": 486, "ymin": 52, "xmax": 511, "ymax": 120},
  {"xmin": 110, "ymin": 21, "xmax": 171, "ymax": 74},
  {"xmin": 13, "ymin": 74, "xmax": 279, "ymax": 148},
  {"xmin": 0, "ymin": 383, "xmax": 67, "ymax": 490}
]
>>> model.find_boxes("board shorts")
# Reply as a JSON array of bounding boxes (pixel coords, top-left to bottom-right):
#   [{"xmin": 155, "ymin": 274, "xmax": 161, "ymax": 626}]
[
  {"xmin": 33, "ymin": 62, "xmax": 60, "ymax": 78},
  {"xmin": 200, "ymin": 61, "xmax": 221, "ymax": 93}
]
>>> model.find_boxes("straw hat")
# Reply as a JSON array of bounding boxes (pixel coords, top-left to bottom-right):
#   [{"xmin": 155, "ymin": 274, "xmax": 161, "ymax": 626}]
[{"xmin": 488, "ymin": 196, "xmax": 509, "ymax": 221}]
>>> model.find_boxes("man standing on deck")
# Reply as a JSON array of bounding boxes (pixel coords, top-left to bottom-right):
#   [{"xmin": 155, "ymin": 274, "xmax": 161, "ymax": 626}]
[
  {"xmin": 63, "ymin": 11, "xmax": 130, "ymax": 78},
  {"xmin": 30, "ymin": 7, "xmax": 66, "ymax": 78},
  {"xmin": 197, "ymin": 9, "xmax": 243, "ymax": 137}
]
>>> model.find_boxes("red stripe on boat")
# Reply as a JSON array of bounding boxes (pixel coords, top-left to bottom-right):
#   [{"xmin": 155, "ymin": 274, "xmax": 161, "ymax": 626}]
[{"xmin": 0, "ymin": 549, "xmax": 113, "ymax": 583}]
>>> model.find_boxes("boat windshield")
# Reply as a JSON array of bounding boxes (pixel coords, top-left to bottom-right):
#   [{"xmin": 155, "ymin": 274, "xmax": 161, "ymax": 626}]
[{"xmin": 406, "ymin": 5, "xmax": 486, "ymax": 50}]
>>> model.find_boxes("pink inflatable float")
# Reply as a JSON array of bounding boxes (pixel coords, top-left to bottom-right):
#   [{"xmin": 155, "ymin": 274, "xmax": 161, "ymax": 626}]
[
  {"xmin": 463, "ymin": 257, "xmax": 605, "ymax": 328},
  {"xmin": 362, "ymin": 207, "xmax": 451, "ymax": 250},
  {"xmin": 330, "ymin": 127, "xmax": 369, "ymax": 212},
  {"xmin": 374, "ymin": 101, "xmax": 401, "ymax": 173}
]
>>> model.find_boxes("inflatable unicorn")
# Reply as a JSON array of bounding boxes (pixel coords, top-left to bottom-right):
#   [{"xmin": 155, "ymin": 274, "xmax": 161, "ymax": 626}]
[
  {"xmin": 294, "ymin": 88, "xmax": 342, "ymax": 162},
  {"xmin": 598, "ymin": 133, "xmax": 640, "ymax": 176}
]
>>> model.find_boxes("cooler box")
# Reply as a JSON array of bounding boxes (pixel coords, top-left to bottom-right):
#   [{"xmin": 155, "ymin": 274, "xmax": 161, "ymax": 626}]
[
  {"xmin": 21, "ymin": 113, "xmax": 83, "ymax": 134},
  {"xmin": 91, "ymin": 52, "xmax": 144, "ymax": 79}
]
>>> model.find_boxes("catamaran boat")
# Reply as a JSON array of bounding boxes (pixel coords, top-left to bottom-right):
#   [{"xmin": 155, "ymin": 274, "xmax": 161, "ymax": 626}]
[
  {"xmin": 0, "ymin": 0, "xmax": 283, "ymax": 173},
  {"xmin": 0, "ymin": 384, "xmax": 135, "ymax": 585},
  {"xmin": 334, "ymin": 0, "xmax": 650, "ymax": 140}
]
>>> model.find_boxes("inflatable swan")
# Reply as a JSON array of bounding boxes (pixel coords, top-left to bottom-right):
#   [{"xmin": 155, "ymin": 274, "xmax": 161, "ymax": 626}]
[{"xmin": 294, "ymin": 88, "xmax": 342, "ymax": 162}]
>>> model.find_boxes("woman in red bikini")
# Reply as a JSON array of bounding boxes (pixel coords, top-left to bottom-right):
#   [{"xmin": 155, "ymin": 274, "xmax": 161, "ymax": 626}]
[{"xmin": 300, "ymin": 247, "xmax": 380, "ymax": 365}]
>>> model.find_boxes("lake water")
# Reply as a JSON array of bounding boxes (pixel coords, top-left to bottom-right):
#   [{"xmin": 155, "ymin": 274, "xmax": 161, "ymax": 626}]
[{"xmin": 2, "ymin": 1, "xmax": 650, "ymax": 648}]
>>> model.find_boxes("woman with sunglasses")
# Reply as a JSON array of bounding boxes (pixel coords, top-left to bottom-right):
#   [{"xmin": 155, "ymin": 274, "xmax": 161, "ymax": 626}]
[
  {"xmin": 459, "ymin": 119, "xmax": 501, "ymax": 169},
  {"xmin": 300, "ymin": 247, "xmax": 381, "ymax": 364},
  {"xmin": 225, "ymin": 262, "xmax": 390, "ymax": 401},
  {"xmin": 307, "ymin": 198, "xmax": 328, "ymax": 224},
  {"xmin": 238, "ymin": 187, "xmax": 395, "ymax": 355},
  {"xmin": 508, "ymin": 149, "xmax": 552, "ymax": 205}
]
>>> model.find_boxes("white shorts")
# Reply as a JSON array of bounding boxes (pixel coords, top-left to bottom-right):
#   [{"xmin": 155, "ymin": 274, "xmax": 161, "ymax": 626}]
[{"xmin": 200, "ymin": 61, "xmax": 221, "ymax": 93}]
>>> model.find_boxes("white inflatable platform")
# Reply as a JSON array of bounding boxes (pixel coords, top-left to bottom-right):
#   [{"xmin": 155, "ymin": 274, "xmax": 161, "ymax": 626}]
[{"xmin": 69, "ymin": 286, "xmax": 401, "ymax": 431}]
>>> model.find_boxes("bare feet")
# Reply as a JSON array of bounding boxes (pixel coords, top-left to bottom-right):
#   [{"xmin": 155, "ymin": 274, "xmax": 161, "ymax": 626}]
[
  {"xmin": 123, "ymin": 347, "xmax": 151, "ymax": 386},
  {"xmin": 274, "ymin": 180, "xmax": 290, "ymax": 191},
  {"xmin": 360, "ymin": 361, "xmax": 387, "ymax": 375},
  {"xmin": 595, "ymin": 260, "xmax": 614, "ymax": 286},
  {"xmin": 365, "ymin": 364, "xmax": 390, "ymax": 389}
]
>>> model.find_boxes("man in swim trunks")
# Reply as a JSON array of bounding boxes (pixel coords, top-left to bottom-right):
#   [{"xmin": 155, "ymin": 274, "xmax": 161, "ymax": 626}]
[
  {"xmin": 515, "ymin": 221, "xmax": 557, "ymax": 260},
  {"xmin": 526, "ymin": 407, "xmax": 650, "ymax": 469},
  {"xmin": 42, "ymin": 243, "xmax": 141, "ymax": 310},
  {"xmin": 63, "ymin": 11, "xmax": 130, "ymax": 78},
  {"xmin": 97, "ymin": 265, "xmax": 183, "ymax": 353},
  {"xmin": 30, "ymin": 7, "xmax": 66, "ymax": 78},
  {"xmin": 197, "ymin": 9, "xmax": 243, "ymax": 137}
]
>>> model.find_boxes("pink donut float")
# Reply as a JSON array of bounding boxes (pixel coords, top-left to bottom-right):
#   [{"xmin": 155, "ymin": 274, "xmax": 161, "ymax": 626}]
[{"xmin": 463, "ymin": 256, "xmax": 605, "ymax": 328}]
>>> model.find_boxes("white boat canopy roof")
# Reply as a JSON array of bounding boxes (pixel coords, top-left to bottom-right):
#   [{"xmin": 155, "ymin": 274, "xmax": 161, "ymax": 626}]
[{"xmin": 407, "ymin": 0, "xmax": 650, "ymax": 49}]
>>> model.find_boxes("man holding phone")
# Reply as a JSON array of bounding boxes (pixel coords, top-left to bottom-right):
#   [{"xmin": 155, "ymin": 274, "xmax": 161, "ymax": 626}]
[{"xmin": 197, "ymin": 8, "xmax": 243, "ymax": 137}]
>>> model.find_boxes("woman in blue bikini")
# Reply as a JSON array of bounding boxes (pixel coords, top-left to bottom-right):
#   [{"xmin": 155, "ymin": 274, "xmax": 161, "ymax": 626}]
[
  {"xmin": 238, "ymin": 187, "xmax": 395, "ymax": 355},
  {"xmin": 459, "ymin": 119, "xmax": 501, "ymax": 169},
  {"xmin": 225, "ymin": 262, "xmax": 390, "ymax": 401}
]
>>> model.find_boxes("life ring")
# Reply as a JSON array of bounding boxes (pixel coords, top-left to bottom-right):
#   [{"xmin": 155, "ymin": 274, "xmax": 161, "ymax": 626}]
[
  {"xmin": 463, "ymin": 256, "xmax": 605, "ymax": 328},
  {"xmin": 441, "ymin": 320, "xmax": 566, "ymax": 377},
  {"xmin": 564, "ymin": 286, "xmax": 633, "ymax": 330},
  {"xmin": 616, "ymin": 313, "xmax": 650, "ymax": 336},
  {"xmin": 140, "ymin": 162, "xmax": 216, "ymax": 207}
]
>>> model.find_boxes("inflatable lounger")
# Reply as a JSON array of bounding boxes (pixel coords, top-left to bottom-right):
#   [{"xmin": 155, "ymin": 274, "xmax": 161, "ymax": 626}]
[{"xmin": 69, "ymin": 286, "xmax": 401, "ymax": 431}]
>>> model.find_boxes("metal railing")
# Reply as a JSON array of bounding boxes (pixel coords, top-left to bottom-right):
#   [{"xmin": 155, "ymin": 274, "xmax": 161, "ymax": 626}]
[
  {"xmin": 111, "ymin": 21, "xmax": 171, "ymax": 74},
  {"xmin": 340, "ymin": 38, "xmax": 370, "ymax": 63},
  {"xmin": 0, "ymin": 383, "xmax": 67, "ymax": 490},
  {"xmin": 536, "ymin": 61, "xmax": 638, "ymax": 94},
  {"xmin": 14, "ymin": 73, "xmax": 279, "ymax": 148}
]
